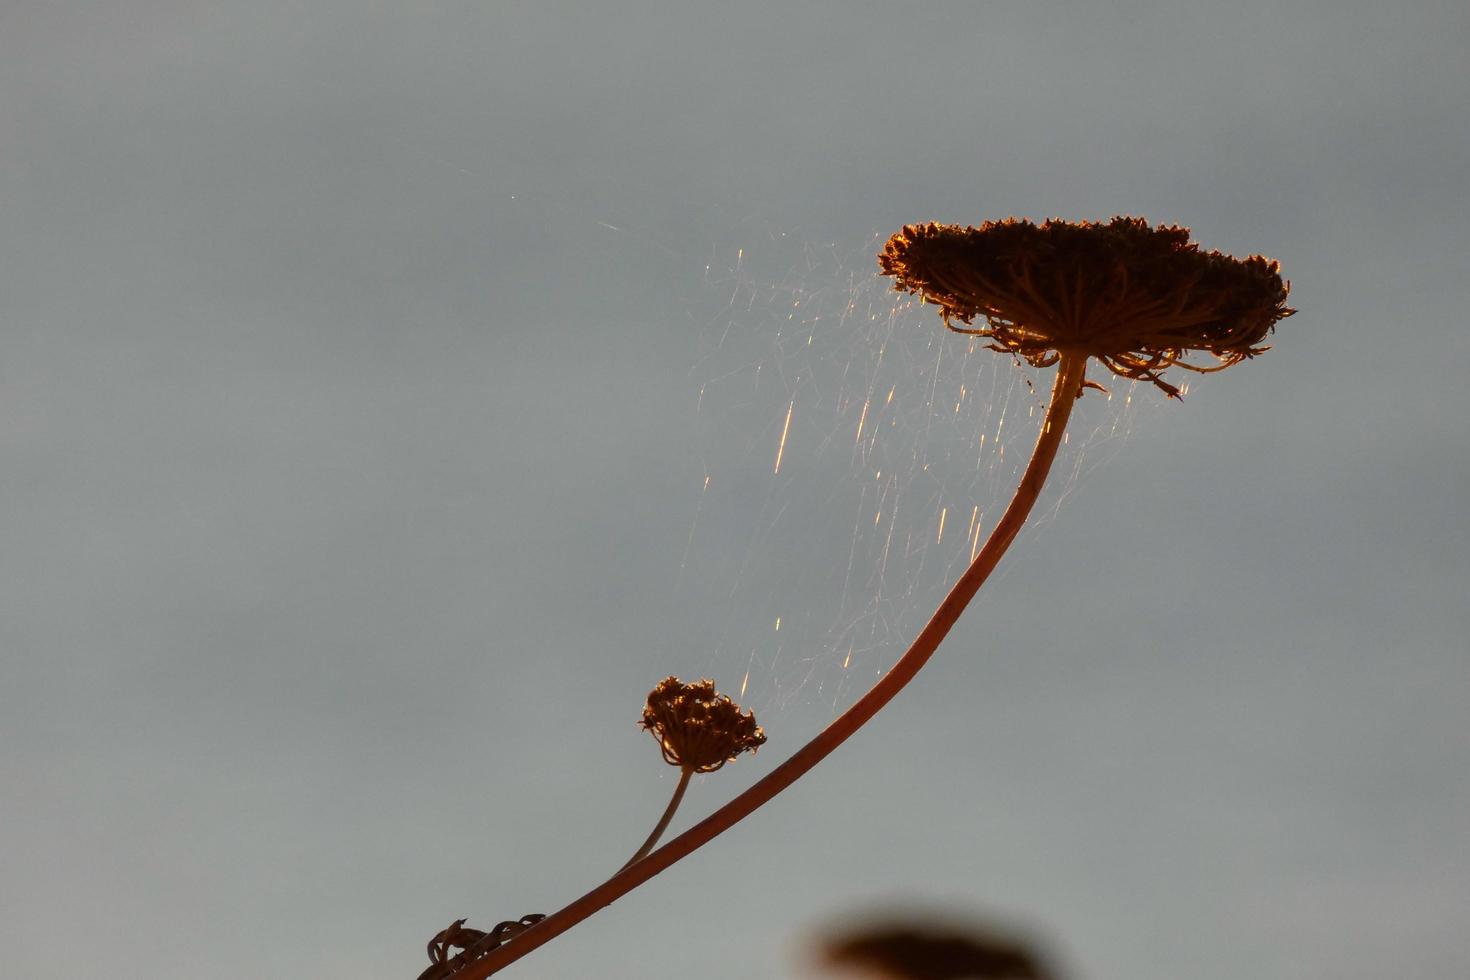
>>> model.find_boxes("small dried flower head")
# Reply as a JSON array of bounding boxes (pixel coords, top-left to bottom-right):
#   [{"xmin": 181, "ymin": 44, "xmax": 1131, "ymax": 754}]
[
  {"xmin": 639, "ymin": 676, "xmax": 766, "ymax": 774},
  {"xmin": 879, "ymin": 216, "xmax": 1294, "ymax": 397}
]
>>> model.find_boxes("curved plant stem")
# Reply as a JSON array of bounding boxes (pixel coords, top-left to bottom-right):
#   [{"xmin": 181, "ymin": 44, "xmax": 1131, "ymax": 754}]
[
  {"xmin": 461, "ymin": 349, "xmax": 1091, "ymax": 979},
  {"xmin": 618, "ymin": 769, "xmax": 692, "ymax": 872}
]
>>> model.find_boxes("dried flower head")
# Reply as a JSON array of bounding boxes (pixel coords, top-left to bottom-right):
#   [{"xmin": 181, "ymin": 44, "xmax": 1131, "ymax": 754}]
[
  {"xmin": 639, "ymin": 676, "xmax": 766, "ymax": 774},
  {"xmin": 879, "ymin": 216, "xmax": 1294, "ymax": 397}
]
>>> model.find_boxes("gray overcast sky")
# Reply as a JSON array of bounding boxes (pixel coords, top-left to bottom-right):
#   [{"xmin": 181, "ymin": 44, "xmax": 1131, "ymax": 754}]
[{"xmin": 2, "ymin": 3, "xmax": 1467, "ymax": 979}]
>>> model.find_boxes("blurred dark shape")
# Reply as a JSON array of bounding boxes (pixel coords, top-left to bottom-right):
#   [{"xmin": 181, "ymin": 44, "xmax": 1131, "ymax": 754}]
[{"xmin": 817, "ymin": 920, "xmax": 1056, "ymax": 980}]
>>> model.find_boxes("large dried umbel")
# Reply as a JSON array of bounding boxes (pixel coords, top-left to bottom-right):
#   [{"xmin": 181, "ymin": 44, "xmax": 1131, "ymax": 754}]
[
  {"xmin": 879, "ymin": 216, "xmax": 1294, "ymax": 396},
  {"xmin": 639, "ymin": 676, "xmax": 766, "ymax": 774}
]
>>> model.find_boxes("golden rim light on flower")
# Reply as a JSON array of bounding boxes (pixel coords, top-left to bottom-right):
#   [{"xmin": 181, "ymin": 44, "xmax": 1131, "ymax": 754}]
[
  {"xmin": 879, "ymin": 216, "xmax": 1294, "ymax": 397},
  {"xmin": 640, "ymin": 676, "xmax": 766, "ymax": 774}
]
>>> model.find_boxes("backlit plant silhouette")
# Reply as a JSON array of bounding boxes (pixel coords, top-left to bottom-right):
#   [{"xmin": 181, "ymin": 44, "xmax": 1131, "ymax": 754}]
[
  {"xmin": 428, "ymin": 216, "xmax": 1293, "ymax": 978},
  {"xmin": 419, "ymin": 678, "xmax": 764, "ymax": 979},
  {"xmin": 621, "ymin": 676, "xmax": 766, "ymax": 870}
]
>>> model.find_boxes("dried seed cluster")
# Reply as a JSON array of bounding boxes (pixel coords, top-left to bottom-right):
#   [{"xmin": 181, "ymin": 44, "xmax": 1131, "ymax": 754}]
[
  {"xmin": 879, "ymin": 216, "xmax": 1294, "ymax": 397},
  {"xmin": 639, "ymin": 676, "xmax": 766, "ymax": 774}
]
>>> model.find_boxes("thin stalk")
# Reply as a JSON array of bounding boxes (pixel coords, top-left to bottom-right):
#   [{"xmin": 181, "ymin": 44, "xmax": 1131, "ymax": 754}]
[
  {"xmin": 461, "ymin": 349, "xmax": 1091, "ymax": 979},
  {"xmin": 618, "ymin": 769, "xmax": 692, "ymax": 872}
]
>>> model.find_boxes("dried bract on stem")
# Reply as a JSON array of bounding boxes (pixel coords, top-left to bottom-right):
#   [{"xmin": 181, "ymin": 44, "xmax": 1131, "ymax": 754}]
[
  {"xmin": 640, "ymin": 676, "xmax": 766, "ymax": 773},
  {"xmin": 418, "ymin": 914, "xmax": 544, "ymax": 980},
  {"xmin": 879, "ymin": 216, "xmax": 1294, "ymax": 396}
]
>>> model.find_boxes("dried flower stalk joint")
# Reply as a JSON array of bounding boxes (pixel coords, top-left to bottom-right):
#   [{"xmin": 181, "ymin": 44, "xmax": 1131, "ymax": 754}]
[
  {"xmin": 618, "ymin": 677, "xmax": 766, "ymax": 872},
  {"xmin": 417, "ymin": 914, "xmax": 545, "ymax": 980}
]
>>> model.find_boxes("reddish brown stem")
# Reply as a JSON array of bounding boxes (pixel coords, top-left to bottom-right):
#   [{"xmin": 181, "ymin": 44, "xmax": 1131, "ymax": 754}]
[
  {"xmin": 617, "ymin": 768, "xmax": 692, "ymax": 872},
  {"xmin": 460, "ymin": 349, "xmax": 1091, "ymax": 979}
]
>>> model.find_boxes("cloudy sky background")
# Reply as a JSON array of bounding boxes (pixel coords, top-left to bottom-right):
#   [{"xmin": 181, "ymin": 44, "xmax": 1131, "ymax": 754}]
[{"xmin": 3, "ymin": 3, "xmax": 1467, "ymax": 978}]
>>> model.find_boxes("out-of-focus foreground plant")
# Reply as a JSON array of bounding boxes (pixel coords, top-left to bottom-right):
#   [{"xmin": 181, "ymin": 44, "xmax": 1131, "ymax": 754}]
[
  {"xmin": 417, "ymin": 216, "xmax": 1293, "ymax": 979},
  {"xmin": 814, "ymin": 913, "xmax": 1058, "ymax": 980}
]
